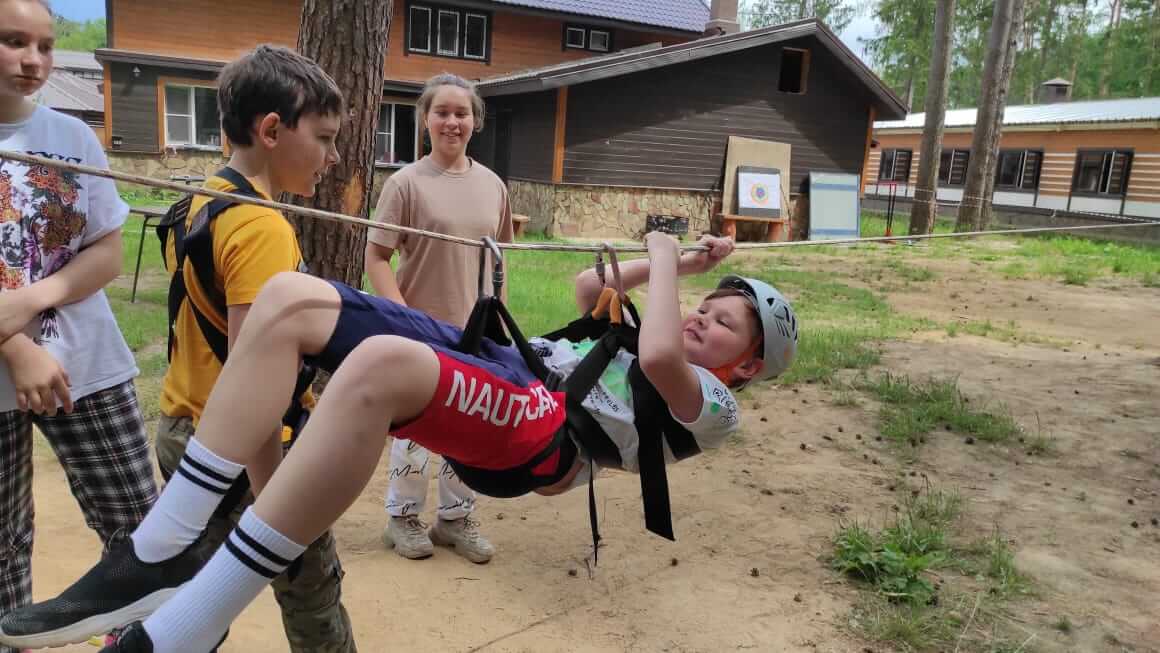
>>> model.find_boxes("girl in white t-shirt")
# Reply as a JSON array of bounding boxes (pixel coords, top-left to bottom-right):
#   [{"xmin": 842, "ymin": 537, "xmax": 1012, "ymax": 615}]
[{"xmin": 0, "ymin": 0, "xmax": 156, "ymax": 636}]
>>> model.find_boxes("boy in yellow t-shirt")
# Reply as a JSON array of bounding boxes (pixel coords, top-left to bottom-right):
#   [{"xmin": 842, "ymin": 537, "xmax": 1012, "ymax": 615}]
[{"xmin": 150, "ymin": 45, "xmax": 355, "ymax": 653}]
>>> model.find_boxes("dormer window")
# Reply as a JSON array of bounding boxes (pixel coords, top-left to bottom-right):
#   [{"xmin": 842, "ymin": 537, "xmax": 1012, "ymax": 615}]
[{"xmin": 563, "ymin": 24, "xmax": 612, "ymax": 52}]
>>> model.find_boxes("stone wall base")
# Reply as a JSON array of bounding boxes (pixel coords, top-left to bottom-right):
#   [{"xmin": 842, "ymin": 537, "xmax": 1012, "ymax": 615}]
[{"xmin": 509, "ymin": 180, "xmax": 717, "ymax": 239}]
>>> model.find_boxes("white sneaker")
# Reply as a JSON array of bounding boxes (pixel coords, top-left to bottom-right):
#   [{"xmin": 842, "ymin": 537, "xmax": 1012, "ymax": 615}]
[
  {"xmin": 430, "ymin": 517, "xmax": 495, "ymax": 564},
  {"xmin": 382, "ymin": 516, "xmax": 434, "ymax": 560}
]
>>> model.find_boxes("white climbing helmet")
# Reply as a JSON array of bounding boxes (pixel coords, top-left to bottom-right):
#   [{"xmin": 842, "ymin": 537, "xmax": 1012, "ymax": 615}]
[{"xmin": 716, "ymin": 275, "xmax": 799, "ymax": 382}]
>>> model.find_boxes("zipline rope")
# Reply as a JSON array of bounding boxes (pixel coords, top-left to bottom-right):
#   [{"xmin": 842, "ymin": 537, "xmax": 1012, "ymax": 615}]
[{"xmin": 3, "ymin": 149, "xmax": 1158, "ymax": 254}]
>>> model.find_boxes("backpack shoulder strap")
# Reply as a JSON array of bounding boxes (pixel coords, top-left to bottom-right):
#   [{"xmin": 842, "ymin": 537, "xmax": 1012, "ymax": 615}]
[{"xmin": 162, "ymin": 168, "xmax": 262, "ymax": 364}]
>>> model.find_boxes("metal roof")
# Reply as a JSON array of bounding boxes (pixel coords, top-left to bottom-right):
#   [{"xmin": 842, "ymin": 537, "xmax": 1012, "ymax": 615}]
[
  {"xmin": 52, "ymin": 50, "xmax": 102, "ymax": 72},
  {"xmin": 477, "ymin": 18, "xmax": 909, "ymax": 119},
  {"xmin": 875, "ymin": 96, "xmax": 1160, "ymax": 130},
  {"xmin": 34, "ymin": 70, "xmax": 103, "ymax": 113},
  {"xmin": 490, "ymin": 0, "xmax": 709, "ymax": 33}
]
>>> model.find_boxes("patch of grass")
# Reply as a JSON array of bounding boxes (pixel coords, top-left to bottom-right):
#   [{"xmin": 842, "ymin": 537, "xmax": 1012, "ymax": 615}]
[
  {"xmin": 854, "ymin": 598, "xmax": 956, "ymax": 652},
  {"xmin": 1025, "ymin": 433, "xmax": 1057, "ymax": 457},
  {"xmin": 1061, "ymin": 265, "xmax": 1093, "ymax": 286},
  {"xmin": 832, "ymin": 486, "xmax": 962, "ymax": 606},
  {"xmin": 858, "ymin": 373, "xmax": 1023, "ymax": 445},
  {"xmin": 119, "ymin": 184, "xmax": 183, "ymax": 209},
  {"xmin": 882, "ymin": 258, "xmax": 937, "ymax": 282},
  {"xmin": 1054, "ymin": 616, "xmax": 1073, "ymax": 634},
  {"xmin": 973, "ymin": 531, "xmax": 1033, "ymax": 599},
  {"xmin": 999, "ymin": 261, "xmax": 1030, "ymax": 279}
]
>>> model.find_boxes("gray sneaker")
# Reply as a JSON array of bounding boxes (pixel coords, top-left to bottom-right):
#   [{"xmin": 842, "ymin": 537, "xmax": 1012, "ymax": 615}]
[
  {"xmin": 382, "ymin": 516, "xmax": 434, "ymax": 560},
  {"xmin": 430, "ymin": 517, "xmax": 495, "ymax": 564}
]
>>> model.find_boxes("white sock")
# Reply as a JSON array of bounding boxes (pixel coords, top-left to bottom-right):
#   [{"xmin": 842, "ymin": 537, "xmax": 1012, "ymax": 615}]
[
  {"xmin": 144, "ymin": 508, "xmax": 306, "ymax": 653},
  {"xmin": 131, "ymin": 438, "xmax": 244, "ymax": 563}
]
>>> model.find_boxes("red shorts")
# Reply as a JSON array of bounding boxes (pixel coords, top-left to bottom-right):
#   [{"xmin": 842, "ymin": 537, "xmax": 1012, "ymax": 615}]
[{"xmin": 395, "ymin": 352, "xmax": 567, "ymax": 475}]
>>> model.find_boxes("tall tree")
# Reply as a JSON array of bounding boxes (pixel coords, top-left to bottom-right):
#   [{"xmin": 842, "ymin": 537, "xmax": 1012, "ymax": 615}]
[
  {"xmin": 292, "ymin": 0, "xmax": 391, "ymax": 285},
  {"xmin": 1098, "ymin": 0, "xmax": 1124, "ymax": 96},
  {"xmin": 955, "ymin": 0, "xmax": 1022, "ymax": 231},
  {"xmin": 741, "ymin": 0, "xmax": 858, "ymax": 32},
  {"xmin": 978, "ymin": 0, "xmax": 1027, "ymax": 229},
  {"xmin": 908, "ymin": 0, "xmax": 957, "ymax": 235},
  {"xmin": 864, "ymin": 0, "xmax": 936, "ymax": 111}
]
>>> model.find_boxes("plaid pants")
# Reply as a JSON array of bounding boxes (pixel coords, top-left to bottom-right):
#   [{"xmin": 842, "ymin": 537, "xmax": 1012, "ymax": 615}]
[{"xmin": 0, "ymin": 381, "xmax": 157, "ymax": 653}]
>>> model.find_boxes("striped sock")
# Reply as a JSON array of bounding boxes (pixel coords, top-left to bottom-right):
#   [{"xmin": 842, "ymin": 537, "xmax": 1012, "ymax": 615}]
[
  {"xmin": 131, "ymin": 438, "xmax": 244, "ymax": 563},
  {"xmin": 143, "ymin": 508, "xmax": 306, "ymax": 653}
]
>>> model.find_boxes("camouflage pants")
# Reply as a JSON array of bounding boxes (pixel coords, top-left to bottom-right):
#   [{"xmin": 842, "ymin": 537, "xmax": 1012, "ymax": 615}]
[{"xmin": 155, "ymin": 416, "xmax": 357, "ymax": 653}]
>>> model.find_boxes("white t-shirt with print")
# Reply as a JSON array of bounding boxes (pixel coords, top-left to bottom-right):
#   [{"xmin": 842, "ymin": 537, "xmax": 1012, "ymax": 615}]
[
  {"xmin": 0, "ymin": 106, "xmax": 138, "ymax": 412},
  {"xmin": 530, "ymin": 336, "xmax": 740, "ymax": 488}
]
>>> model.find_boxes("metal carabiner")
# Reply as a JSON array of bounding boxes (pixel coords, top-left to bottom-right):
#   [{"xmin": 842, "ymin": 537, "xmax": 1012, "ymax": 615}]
[
  {"xmin": 601, "ymin": 242, "xmax": 626, "ymax": 301},
  {"xmin": 477, "ymin": 236, "xmax": 505, "ymax": 298}
]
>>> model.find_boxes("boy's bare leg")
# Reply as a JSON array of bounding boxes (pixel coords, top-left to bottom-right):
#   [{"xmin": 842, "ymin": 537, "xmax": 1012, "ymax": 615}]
[
  {"xmin": 195, "ymin": 272, "xmax": 342, "ymax": 464},
  {"xmin": 140, "ymin": 336, "xmax": 439, "ymax": 653},
  {"xmin": 130, "ymin": 272, "xmax": 344, "ymax": 563}
]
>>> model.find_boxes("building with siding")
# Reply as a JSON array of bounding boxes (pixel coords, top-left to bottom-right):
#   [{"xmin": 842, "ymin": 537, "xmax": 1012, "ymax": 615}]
[
  {"xmin": 865, "ymin": 93, "xmax": 1160, "ymax": 220},
  {"xmin": 95, "ymin": 0, "xmax": 705, "ymax": 178},
  {"xmin": 472, "ymin": 19, "xmax": 907, "ymax": 237},
  {"xmin": 32, "ymin": 50, "xmax": 105, "ymax": 141}
]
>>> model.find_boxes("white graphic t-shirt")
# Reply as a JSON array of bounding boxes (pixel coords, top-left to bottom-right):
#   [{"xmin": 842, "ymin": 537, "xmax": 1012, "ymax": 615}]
[
  {"xmin": 531, "ymin": 336, "xmax": 740, "ymax": 487},
  {"xmin": 0, "ymin": 106, "xmax": 138, "ymax": 411}
]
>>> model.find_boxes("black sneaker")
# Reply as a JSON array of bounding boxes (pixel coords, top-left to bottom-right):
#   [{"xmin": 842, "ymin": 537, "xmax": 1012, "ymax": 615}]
[
  {"xmin": 0, "ymin": 530, "xmax": 212, "ymax": 649},
  {"xmin": 99, "ymin": 621, "xmax": 152, "ymax": 652}
]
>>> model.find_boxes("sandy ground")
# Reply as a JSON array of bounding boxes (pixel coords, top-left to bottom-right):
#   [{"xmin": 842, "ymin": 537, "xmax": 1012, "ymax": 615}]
[{"xmin": 24, "ymin": 248, "xmax": 1160, "ymax": 652}]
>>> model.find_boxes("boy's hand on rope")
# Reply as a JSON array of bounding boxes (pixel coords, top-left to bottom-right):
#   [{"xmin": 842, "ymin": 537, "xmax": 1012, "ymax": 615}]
[
  {"xmin": 681, "ymin": 235, "xmax": 735, "ymax": 275},
  {"xmin": 2, "ymin": 336, "xmax": 73, "ymax": 415}
]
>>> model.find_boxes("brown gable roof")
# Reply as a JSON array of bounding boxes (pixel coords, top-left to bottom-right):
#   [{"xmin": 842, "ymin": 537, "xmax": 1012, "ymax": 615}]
[{"xmin": 477, "ymin": 18, "xmax": 908, "ymax": 120}]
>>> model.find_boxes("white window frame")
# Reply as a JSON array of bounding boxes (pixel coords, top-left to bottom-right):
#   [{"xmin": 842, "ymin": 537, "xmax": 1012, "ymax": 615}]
[
  {"xmin": 588, "ymin": 29, "xmax": 610, "ymax": 52},
  {"xmin": 376, "ymin": 102, "xmax": 420, "ymax": 166},
  {"xmin": 464, "ymin": 12, "xmax": 488, "ymax": 60},
  {"xmin": 164, "ymin": 83, "xmax": 220, "ymax": 149},
  {"xmin": 565, "ymin": 26, "xmax": 586, "ymax": 49},
  {"xmin": 437, "ymin": 9, "xmax": 460, "ymax": 57},
  {"xmin": 408, "ymin": 5, "xmax": 432, "ymax": 53}
]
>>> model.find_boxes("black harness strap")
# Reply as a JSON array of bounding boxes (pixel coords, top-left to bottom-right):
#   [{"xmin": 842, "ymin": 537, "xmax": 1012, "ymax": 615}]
[{"xmin": 456, "ymin": 274, "xmax": 701, "ymax": 562}]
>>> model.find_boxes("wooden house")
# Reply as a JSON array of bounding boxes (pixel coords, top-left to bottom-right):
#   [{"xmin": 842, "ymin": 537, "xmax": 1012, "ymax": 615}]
[{"xmin": 865, "ymin": 87, "xmax": 1160, "ymax": 220}]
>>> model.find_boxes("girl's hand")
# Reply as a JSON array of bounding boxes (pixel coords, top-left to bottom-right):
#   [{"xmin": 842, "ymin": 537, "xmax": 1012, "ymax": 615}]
[
  {"xmin": 0, "ymin": 289, "xmax": 41, "ymax": 343},
  {"xmin": 681, "ymin": 235, "xmax": 735, "ymax": 274},
  {"xmin": 2, "ymin": 338, "xmax": 72, "ymax": 415}
]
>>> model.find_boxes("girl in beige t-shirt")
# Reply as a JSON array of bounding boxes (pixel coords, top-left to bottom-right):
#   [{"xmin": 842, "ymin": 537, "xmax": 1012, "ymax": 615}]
[{"xmin": 365, "ymin": 73, "xmax": 513, "ymax": 564}]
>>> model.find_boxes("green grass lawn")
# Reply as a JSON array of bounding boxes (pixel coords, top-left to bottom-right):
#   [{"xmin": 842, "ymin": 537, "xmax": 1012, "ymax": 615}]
[{"xmin": 110, "ymin": 200, "xmax": 1160, "ymax": 423}]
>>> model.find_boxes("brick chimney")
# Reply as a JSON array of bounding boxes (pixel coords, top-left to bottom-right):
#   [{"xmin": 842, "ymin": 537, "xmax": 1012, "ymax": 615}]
[
  {"xmin": 705, "ymin": 0, "xmax": 740, "ymax": 36},
  {"xmin": 1038, "ymin": 78, "xmax": 1072, "ymax": 104}
]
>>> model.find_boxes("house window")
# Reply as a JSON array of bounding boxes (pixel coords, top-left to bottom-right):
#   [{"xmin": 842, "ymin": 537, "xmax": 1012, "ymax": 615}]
[
  {"xmin": 994, "ymin": 149, "xmax": 1042, "ymax": 191},
  {"xmin": 408, "ymin": 6, "xmax": 431, "ymax": 53},
  {"xmin": 778, "ymin": 48, "xmax": 809, "ymax": 94},
  {"xmin": 375, "ymin": 103, "xmax": 418, "ymax": 165},
  {"xmin": 878, "ymin": 149, "xmax": 912, "ymax": 182},
  {"xmin": 164, "ymin": 84, "xmax": 221, "ymax": 148},
  {"xmin": 938, "ymin": 148, "xmax": 970, "ymax": 186},
  {"xmin": 563, "ymin": 24, "xmax": 613, "ymax": 52},
  {"xmin": 407, "ymin": 3, "xmax": 489, "ymax": 61},
  {"xmin": 1072, "ymin": 149, "xmax": 1132, "ymax": 196},
  {"xmin": 565, "ymin": 27, "xmax": 586, "ymax": 49}
]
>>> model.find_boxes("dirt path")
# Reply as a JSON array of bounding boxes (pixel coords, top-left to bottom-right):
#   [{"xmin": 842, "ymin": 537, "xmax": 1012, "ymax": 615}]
[{"xmin": 25, "ymin": 250, "xmax": 1160, "ymax": 652}]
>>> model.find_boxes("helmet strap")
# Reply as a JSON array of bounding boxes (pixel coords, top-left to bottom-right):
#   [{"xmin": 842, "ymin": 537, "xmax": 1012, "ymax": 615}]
[{"xmin": 708, "ymin": 339, "xmax": 760, "ymax": 386}]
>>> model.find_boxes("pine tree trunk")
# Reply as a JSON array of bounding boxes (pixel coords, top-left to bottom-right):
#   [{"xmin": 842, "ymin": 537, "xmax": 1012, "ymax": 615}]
[
  {"xmin": 978, "ymin": 0, "xmax": 1026, "ymax": 230},
  {"xmin": 1098, "ymin": 0, "xmax": 1121, "ymax": 97},
  {"xmin": 908, "ymin": 0, "xmax": 957, "ymax": 235},
  {"xmin": 955, "ymin": 0, "xmax": 1017, "ymax": 231},
  {"xmin": 292, "ymin": 0, "xmax": 391, "ymax": 286}
]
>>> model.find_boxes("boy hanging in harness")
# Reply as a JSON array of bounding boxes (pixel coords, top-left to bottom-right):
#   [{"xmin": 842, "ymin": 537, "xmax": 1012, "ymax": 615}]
[{"xmin": 0, "ymin": 231, "xmax": 799, "ymax": 653}]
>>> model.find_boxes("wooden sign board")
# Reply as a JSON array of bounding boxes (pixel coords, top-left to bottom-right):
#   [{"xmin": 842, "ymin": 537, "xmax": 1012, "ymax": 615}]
[{"xmin": 723, "ymin": 136, "xmax": 791, "ymax": 214}]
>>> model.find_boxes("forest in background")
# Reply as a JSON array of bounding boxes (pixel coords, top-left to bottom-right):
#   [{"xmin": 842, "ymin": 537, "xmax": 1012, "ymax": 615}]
[{"xmin": 741, "ymin": 0, "xmax": 1160, "ymax": 111}]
